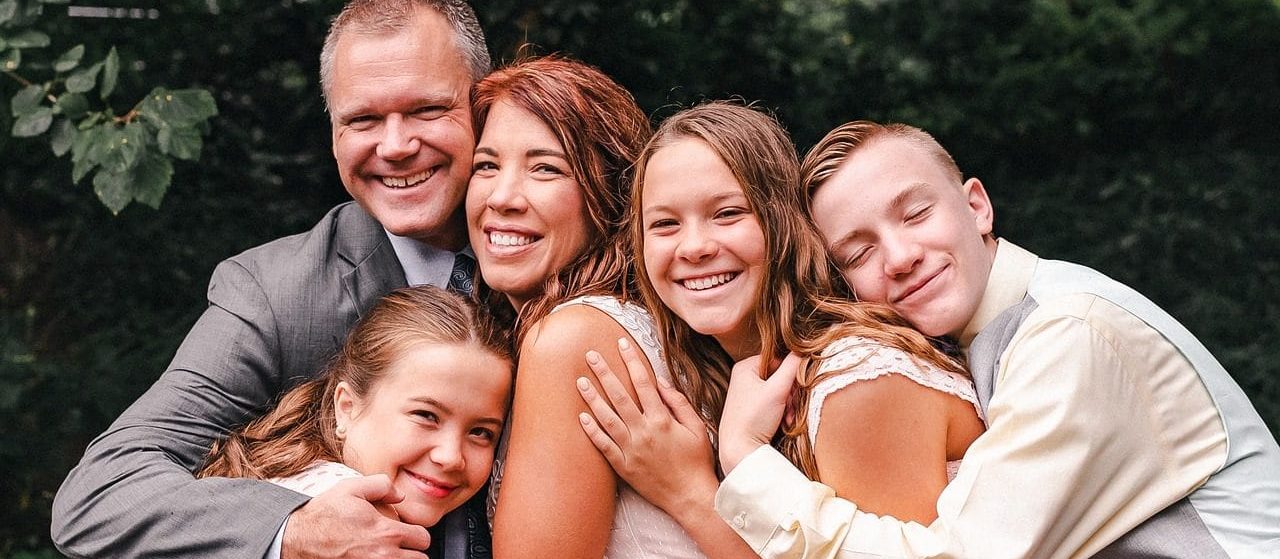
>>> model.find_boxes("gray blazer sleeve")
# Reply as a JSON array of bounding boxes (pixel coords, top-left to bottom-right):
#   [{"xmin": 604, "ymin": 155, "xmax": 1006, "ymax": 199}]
[
  {"xmin": 50, "ymin": 258, "xmax": 311, "ymax": 558},
  {"xmin": 50, "ymin": 202, "xmax": 404, "ymax": 558}
]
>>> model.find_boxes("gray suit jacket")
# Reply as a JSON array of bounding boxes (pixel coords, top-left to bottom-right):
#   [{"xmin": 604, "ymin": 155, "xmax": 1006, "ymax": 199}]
[{"xmin": 51, "ymin": 202, "xmax": 411, "ymax": 557}]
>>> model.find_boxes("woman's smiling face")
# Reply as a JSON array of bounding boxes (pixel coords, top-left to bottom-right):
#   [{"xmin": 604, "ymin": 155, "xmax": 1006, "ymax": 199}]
[{"xmin": 466, "ymin": 100, "xmax": 592, "ymax": 310}]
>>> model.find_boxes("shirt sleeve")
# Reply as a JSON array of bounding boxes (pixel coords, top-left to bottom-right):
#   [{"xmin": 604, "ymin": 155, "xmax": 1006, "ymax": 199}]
[
  {"xmin": 716, "ymin": 306, "xmax": 1204, "ymax": 559},
  {"xmin": 265, "ymin": 518, "xmax": 288, "ymax": 559}
]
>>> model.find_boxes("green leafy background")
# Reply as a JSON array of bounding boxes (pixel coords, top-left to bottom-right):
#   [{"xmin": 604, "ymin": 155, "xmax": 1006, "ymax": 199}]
[{"xmin": 2, "ymin": 0, "xmax": 1278, "ymax": 555}]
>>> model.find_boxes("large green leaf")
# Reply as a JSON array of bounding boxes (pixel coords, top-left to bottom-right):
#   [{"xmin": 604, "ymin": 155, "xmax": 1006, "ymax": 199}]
[
  {"xmin": 138, "ymin": 87, "xmax": 219, "ymax": 127},
  {"xmin": 10, "ymin": 84, "xmax": 43, "ymax": 117},
  {"xmin": 54, "ymin": 44, "xmax": 84, "ymax": 72},
  {"xmin": 130, "ymin": 153, "xmax": 174, "ymax": 208},
  {"xmin": 65, "ymin": 62, "xmax": 102, "ymax": 94},
  {"xmin": 91, "ymin": 167, "xmax": 132, "ymax": 215},
  {"xmin": 11, "ymin": 107, "xmax": 53, "ymax": 137},
  {"xmin": 91, "ymin": 122, "xmax": 148, "ymax": 172},
  {"xmin": 49, "ymin": 117, "xmax": 75, "ymax": 156},
  {"xmin": 53, "ymin": 92, "xmax": 89, "ymax": 119},
  {"xmin": 157, "ymin": 124, "xmax": 203, "ymax": 161},
  {"xmin": 69, "ymin": 125, "xmax": 103, "ymax": 183},
  {"xmin": 92, "ymin": 152, "xmax": 173, "ymax": 214},
  {"xmin": 6, "ymin": 30, "xmax": 50, "ymax": 49},
  {"xmin": 100, "ymin": 47, "xmax": 120, "ymax": 99}
]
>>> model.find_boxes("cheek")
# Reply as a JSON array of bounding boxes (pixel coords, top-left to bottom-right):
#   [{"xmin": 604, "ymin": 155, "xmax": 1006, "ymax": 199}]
[
  {"xmin": 464, "ymin": 181, "xmax": 488, "ymax": 220},
  {"xmin": 641, "ymin": 239, "xmax": 668, "ymax": 283},
  {"xmin": 557, "ymin": 189, "xmax": 593, "ymax": 255},
  {"xmin": 844, "ymin": 269, "xmax": 881, "ymax": 301}
]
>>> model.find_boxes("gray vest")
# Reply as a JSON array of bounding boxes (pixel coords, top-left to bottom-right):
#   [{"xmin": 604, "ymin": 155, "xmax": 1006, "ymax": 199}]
[{"xmin": 966, "ymin": 257, "xmax": 1280, "ymax": 559}]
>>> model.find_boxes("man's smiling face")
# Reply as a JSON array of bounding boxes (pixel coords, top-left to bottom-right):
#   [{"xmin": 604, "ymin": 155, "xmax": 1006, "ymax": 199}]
[{"xmin": 328, "ymin": 8, "xmax": 474, "ymax": 249}]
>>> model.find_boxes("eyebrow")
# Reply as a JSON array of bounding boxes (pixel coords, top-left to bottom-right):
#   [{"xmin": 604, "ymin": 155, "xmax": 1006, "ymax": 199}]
[
  {"xmin": 643, "ymin": 189, "xmax": 748, "ymax": 215},
  {"xmin": 333, "ymin": 93, "xmax": 454, "ymax": 122},
  {"xmin": 472, "ymin": 147, "xmax": 569, "ymax": 160},
  {"xmin": 411, "ymin": 396, "xmax": 505, "ymax": 427},
  {"xmin": 829, "ymin": 182, "xmax": 932, "ymax": 252}
]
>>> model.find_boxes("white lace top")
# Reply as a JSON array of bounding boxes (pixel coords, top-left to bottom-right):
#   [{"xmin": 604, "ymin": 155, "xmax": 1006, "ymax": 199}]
[
  {"xmin": 806, "ymin": 336, "xmax": 984, "ymax": 481},
  {"xmin": 489, "ymin": 295, "xmax": 706, "ymax": 559},
  {"xmin": 268, "ymin": 460, "xmax": 362, "ymax": 497}
]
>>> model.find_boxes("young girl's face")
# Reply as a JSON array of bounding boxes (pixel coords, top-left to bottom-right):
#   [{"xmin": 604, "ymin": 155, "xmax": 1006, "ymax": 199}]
[
  {"xmin": 335, "ymin": 342, "xmax": 512, "ymax": 528},
  {"xmin": 640, "ymin": 138, "xmax": 767, "ymax": 359}
]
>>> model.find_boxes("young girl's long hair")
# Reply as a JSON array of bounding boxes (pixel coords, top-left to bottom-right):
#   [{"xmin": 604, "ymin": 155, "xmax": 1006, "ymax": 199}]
[
  {"xmin": 198, "ymin": 285, "xmax": 512, "ymax": 480},
  {"xmin": 630, "ymin": 102, "xmax": 966, "ymax": 479}
]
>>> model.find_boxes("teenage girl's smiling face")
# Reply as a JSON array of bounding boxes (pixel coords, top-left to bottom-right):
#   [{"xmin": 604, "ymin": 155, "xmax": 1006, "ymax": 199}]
[
  {"xmin": 335, "ymin": 342, "xmax": 511, "ymax": 528},
  {"xmin": 640, "ymin": 138, "xmax": 766, "ymax": 359}
]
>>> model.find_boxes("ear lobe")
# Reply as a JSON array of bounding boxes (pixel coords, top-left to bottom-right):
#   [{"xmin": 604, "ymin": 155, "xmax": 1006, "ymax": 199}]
[
  {"xmin": 963, "ymin": 177, "xmax": 995, "ymax": 236},
  {"xmin": 333, "ymin": 381, "xmax": 358, "ymax": 427}
]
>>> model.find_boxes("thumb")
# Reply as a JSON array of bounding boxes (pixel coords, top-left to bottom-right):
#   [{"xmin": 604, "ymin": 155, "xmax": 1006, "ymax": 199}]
[
  {"xmin": 339, "ymin": 473, "xmax": 405, "ymax": 506},
  {"xmin": 765, "ymin": 352, "xmax": 802, "ymax": 394}
]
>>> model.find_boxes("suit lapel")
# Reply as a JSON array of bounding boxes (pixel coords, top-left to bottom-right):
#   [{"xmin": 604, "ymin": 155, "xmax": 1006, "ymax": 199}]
[{"xmin": 335, "ymin": 203, "xmax": 408, "ymax": 318}]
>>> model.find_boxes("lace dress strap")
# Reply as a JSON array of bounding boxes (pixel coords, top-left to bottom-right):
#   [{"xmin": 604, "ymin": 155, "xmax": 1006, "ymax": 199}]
[
  {"xmin": 550, "ymin": 295, "xmax": 669, "ymax": 384},
  {"xmin": 806, "ymin": 336, "xmax": 983, "ymax": 445}
]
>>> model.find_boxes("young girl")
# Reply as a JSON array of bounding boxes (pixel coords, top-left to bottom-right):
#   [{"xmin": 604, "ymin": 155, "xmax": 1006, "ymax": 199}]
[
  {"xmin": 578, "ymin": 102, "xmax": 985, "ymax": 525},
  {"xmin": 198, "ymin": 285, "xmax": 513, "ymax": 531}
]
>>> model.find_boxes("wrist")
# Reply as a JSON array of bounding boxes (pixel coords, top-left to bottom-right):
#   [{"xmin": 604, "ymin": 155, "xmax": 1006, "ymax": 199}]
[
  {"xmin": 665, "ymin": 472, "xmax": 721, "ymax": 526},
  {"xmin": 718, "ymin": 439, "xmax": 765, "ymax": 476}
]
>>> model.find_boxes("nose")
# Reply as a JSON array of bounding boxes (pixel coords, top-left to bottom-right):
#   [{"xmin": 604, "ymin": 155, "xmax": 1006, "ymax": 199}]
[
  {"xmin": 881, "ymin": 234, "xmax": 922, "ymax": 277},
  {"xmin": 430, "ymin": 434, "xmax": 466, "ymax": 473},
  {"xmin": 375, "ymin": 114, "xmax": 420, "ymax": 161},
  {"xmin": 675, "ymin": 224, "xmax": 717, "ymax": 263},
  {"xmin": 483, "ymin": 168, "xmax": 528, "ymax": 214}
]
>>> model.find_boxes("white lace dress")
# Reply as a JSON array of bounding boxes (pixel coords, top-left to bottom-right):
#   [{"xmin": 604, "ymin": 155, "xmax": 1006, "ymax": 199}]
[
  {"xmin": 488, "ymin": 295, "xmax": 707, "ymax": 559},
  {"xmin": 806, "ymin": 336, "xmax": 984, "ymax": 482}
]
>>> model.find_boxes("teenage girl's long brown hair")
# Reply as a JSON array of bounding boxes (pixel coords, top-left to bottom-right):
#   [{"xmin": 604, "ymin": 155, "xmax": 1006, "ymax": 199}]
[
  {"xmin": 630, "ymin": 103, "xmax": 965, "ymax": 479},
  {"xmin": 197, "ymin": 286, "xmax": 512, "ymax": 480}
]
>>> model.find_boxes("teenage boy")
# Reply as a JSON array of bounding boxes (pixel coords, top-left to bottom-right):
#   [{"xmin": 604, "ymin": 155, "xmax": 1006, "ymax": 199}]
[{"xmin": 712, "ymin": 121, "xmax": 1280, "ymax": 558}]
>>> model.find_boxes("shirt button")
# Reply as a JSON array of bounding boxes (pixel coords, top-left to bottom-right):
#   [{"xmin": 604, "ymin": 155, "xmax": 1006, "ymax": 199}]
[{"xmin": 733, "ymin": 512, "xmax": 747, "ymax": 528}]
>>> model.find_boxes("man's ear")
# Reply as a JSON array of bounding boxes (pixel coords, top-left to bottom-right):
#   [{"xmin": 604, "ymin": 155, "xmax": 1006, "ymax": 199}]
[{"xmin": 963, "ymin": 177, "xmax": 995, "ymax": 237}]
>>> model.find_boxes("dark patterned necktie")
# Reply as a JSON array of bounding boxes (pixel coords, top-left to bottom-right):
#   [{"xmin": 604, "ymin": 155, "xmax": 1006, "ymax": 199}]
[{"xmin": 447, "ymin": 252, "xmax": 475, "ymax": 296}]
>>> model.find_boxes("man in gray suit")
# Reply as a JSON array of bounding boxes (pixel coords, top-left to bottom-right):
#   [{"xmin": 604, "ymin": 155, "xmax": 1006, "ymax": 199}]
[{"xmin": 51, "ymin": 1, "xmax": 491, "ymax": 557}]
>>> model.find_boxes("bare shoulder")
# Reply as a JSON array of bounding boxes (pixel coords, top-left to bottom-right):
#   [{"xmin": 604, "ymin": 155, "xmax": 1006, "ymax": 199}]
[
  {"xmin": 523, "ymin": 303, "xmax": 630, "ymax": 359},
  {"xmin": 520, "ymin": 302, "xmax": 654, "ymax": 394}
]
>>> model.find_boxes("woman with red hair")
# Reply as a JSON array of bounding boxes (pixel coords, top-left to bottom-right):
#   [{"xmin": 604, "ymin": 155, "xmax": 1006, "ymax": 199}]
[{"xmin": 466, "ymin": 57, "xmax": 752, "ymax": 558}]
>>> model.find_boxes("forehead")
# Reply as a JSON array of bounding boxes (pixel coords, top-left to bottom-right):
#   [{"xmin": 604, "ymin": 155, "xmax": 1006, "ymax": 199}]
[
  {"xmin": 327, "ymin": 10, "xmax": 470, "ymax": 111},
  {"xmin": 477, "ymin": 101, "xmax": 561, "ymax": 149},
  {"xmin": 643, "ymin": 138, "xmax": 743, "ymax": 205},
  {"xmin": 375, "ymin": 343, "xmax": 511, "ymax": 412},
  {"xmin": 816, "ymin": 137, "xmax": 954, "ymax": 210}
]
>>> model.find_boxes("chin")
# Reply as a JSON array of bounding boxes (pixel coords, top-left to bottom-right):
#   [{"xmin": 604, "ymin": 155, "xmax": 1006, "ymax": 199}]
[{"xmin": 398, "ymin": 505, "xmax": 448, "ymax": 529}]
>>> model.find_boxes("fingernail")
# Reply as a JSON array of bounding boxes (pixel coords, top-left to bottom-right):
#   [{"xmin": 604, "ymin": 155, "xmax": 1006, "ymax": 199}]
[
  {"xmin": 618, "ymin": 337, "xmax": 631, "ymax": 350},
  {"xmin": 585, "ymin": 350, "xmax": 601, "ymax": 364},
  {"xmin": 579, "ymin": 412, "xmax": 591, "ymax": 425},
  {"xmin": 656, "ymin": 374, "xmax": 671, "ymax": 388},
  {"xmin": 576, "ymin": 377, "xmax": 590, "ymax": 391}
]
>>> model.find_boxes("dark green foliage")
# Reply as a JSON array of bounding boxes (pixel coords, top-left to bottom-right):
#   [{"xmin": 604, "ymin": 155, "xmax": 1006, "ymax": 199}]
[{"xmin": 2, "ymin": 0, "xmax": 1277, "ymax": 555}]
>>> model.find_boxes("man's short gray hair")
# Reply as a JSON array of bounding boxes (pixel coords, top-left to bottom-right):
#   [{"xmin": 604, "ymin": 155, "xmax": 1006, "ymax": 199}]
[{"xmin": 318, "ymin": 0, "xmax": 491, "ymax": 111}]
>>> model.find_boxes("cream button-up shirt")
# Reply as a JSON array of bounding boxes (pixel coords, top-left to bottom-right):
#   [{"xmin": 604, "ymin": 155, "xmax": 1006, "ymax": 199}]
[{"xmin": 714, "ymin": 241, "xmax": 1241, "ymax": 558}]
